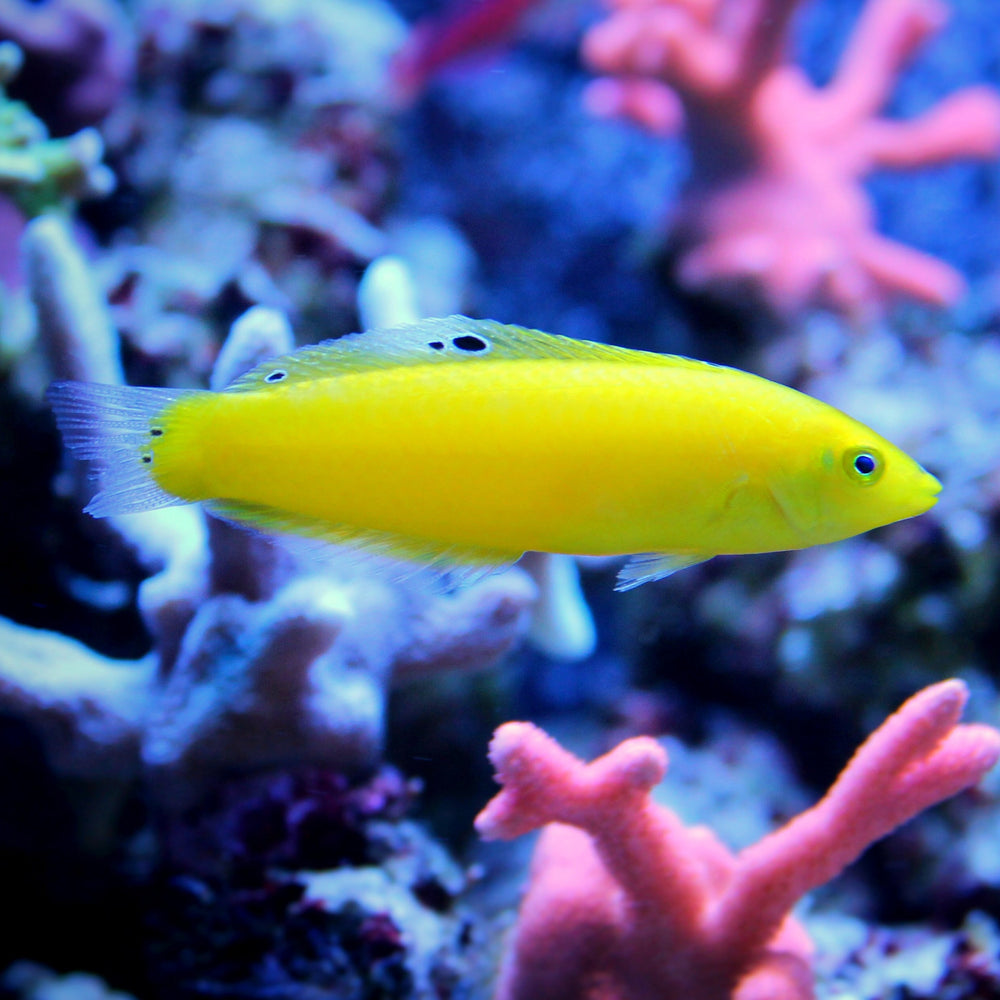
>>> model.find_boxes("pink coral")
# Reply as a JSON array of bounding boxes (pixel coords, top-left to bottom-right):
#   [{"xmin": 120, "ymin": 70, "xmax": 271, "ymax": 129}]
[
  {"xmin": 476, "ymin": 679, "xmax": 1000, "ymax": 1000},
  {"xmin": 582, "ymin": 0, "xmax": 1000, "ymax": 317}
]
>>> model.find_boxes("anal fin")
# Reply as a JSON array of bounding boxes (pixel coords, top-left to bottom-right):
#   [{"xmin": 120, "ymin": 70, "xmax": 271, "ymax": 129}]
[{"xmin": 204, "ymin": 498, "xmax": 522, "ymax": 586}]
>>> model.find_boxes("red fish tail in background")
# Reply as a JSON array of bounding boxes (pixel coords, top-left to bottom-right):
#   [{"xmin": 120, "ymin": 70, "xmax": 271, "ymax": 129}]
[{"xmin": 389, "ymin": 0, "xmax": 548, "ymax": 103}]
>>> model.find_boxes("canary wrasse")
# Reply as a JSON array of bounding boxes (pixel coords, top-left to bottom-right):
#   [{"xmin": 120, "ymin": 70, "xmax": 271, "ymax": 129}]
[{"xmin": 48, "ymin": 316, "xmax": 941, "ymax": 590}]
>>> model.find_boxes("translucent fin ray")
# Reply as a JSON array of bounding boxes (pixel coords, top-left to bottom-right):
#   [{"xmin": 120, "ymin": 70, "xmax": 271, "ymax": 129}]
[
  {"xmin": 204, "ymin": 498, "xmax": 522, "ymax": 585},
  {"xmin": 47, "ymin": 381, "xmax": 195, "ymax": 516},
  {"xmin": 615, "ymin": 552, "xmax": 711, "ymax": 591},
  {"xmin": 225, "ymin": 315, "xmax": 730, "ymax": 392}
]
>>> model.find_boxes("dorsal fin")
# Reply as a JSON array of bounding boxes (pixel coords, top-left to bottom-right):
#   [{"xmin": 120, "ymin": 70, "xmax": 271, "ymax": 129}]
[{"xmin": 224, "ymin": 315, "xmax": 728, "ymax": 392}]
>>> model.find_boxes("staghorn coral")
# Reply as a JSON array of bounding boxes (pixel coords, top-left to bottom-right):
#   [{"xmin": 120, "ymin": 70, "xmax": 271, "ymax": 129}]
[
  {"xmin": 476, "ymin": 680, "xmax": 1000, "ymax": 1000},
  {"xmin": 0, "ymin": 214, "xmax": 537, "ymax": 812},
  {"xmin": 85, "ymin": 0, "xmax": 409, "ymax": 379},
  {"xmin": 137, "ymin": 0, "xmax": 405, "ymax": 113},
  {"xmin": 0, "ymin": 37, "xmax": 115, "ymax": 310},
  {"xmin": 581, "ymin": 0, "xmax": 1000, "ymax": 318},
  {"xmin": 0, "ymin": 216, "xmax": 532, "ymax": 1000}
]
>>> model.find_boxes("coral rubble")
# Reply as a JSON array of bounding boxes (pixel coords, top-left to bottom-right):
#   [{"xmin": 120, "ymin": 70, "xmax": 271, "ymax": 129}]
[{"xmin": 146, "ymin": 766, "xmax": 487, "ymax": 1000}]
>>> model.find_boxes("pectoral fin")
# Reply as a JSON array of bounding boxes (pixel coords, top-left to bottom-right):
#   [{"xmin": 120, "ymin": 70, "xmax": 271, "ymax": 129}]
[{"xmin": 615, "ymin": 552, "xmax": 710, "ymax": 591}]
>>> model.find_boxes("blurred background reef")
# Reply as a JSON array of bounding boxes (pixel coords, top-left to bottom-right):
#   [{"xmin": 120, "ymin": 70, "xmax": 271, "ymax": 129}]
[{"xmin": 1, "ymin": 0, "xmax": 1000, "ymax": 997}]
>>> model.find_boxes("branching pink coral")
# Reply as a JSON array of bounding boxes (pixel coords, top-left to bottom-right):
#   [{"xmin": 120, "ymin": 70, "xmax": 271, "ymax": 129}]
[
  {"xmin": 582, "ymin": 0, "xmax": 1000, "ymax": 317},
  {"xmin": 476, "ymin": 679, "xmax": 1000, "ymax": 1000}
]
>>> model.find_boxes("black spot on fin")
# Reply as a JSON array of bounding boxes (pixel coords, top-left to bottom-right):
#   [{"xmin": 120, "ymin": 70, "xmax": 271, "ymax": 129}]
[
  {"xmin": 452, "ymin": 334, "xmax": 488, "ymax": 352},
  {"xmin": 47, "ymin": 381, "xmax": 196, "ymax": 517},
  {"xmin": 223, "ymin": 315, "xmax": 733, "ymax": 393}
]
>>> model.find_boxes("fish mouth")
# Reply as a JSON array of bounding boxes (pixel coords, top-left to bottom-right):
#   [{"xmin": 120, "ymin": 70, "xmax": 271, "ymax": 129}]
[
  {"xmin": 914, "ymin": 468, "xmax": 942, "ymax": 514},
  {"xmin": 924, "ymin": 468, "xmax": 943, "ymax": 499}
]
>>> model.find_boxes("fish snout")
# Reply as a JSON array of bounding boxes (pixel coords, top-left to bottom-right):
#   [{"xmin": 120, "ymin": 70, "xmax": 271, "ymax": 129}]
[{"xmin": 912, "ymin": 467, "xmax": 942, "ymax": 514}]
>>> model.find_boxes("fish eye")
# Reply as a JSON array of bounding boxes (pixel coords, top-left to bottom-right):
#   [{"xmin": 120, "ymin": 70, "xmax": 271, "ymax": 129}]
[
  {"xmin": 265, "ymin": 369, "xmax": 287, "ymax": 383},
  {"xmin": 844, "ymin": 447, "xmax": 883, "ymax": 485}
]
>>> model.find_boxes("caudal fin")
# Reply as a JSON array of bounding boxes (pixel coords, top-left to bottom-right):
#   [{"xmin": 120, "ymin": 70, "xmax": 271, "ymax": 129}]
[{"xmin": 47, "ymin": 381, "xmax": 194, "ymax": 517}]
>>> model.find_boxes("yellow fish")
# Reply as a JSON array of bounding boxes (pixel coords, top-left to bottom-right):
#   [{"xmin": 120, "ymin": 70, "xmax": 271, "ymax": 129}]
[{"xmin": 48, "ymin": 316, "xmax": 941, "ymax": 590}]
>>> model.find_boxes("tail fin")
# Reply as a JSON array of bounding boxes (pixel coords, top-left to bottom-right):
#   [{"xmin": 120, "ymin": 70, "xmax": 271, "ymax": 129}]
[{"xmin": 47, "ymin": 381, "xmax": 195, "ymax": 517}]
